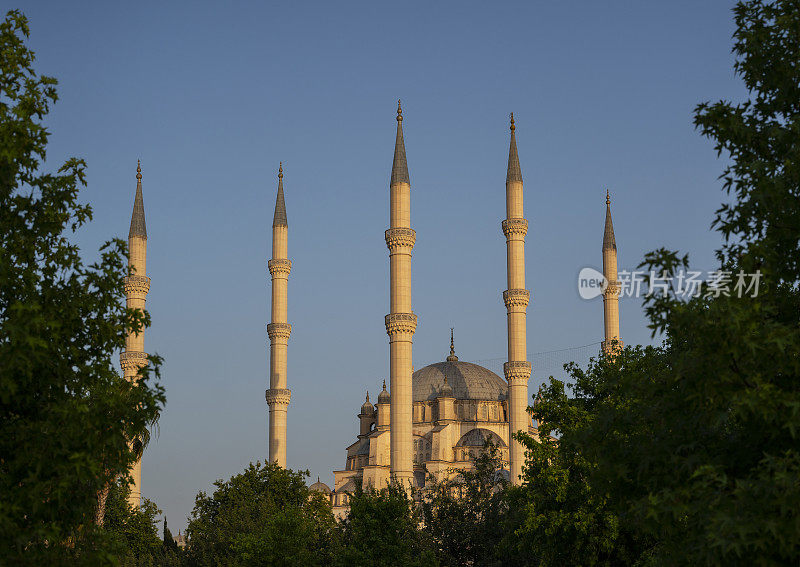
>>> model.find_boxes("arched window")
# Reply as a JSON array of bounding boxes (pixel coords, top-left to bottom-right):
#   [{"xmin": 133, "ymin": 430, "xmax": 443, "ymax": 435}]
[{"xmin": 413, "ymin": 435, "xmax": 431, "ymax": 464}]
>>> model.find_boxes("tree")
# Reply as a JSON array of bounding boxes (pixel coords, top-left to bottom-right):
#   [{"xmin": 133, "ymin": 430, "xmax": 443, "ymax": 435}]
[
  {"xmin": 162, "ymin": 518, "xmax": 179, "ymax": 555},
  {"xmin": 184, "ymin": 462, "xmax": 337, "ymax": 567},
  {"xmin": 0, "ymin": 10, "xmax": 165, "ymax": 564},
  {"xmin": 103, "ymin": 481, "xmax": 163, "ymax": 565},
  {"xmin": 513, "ymin": 350, "xmax": 663, "ymax": 566},
  {"xmin": 515, "ymin": 1, "xmax": 800, "ymax": 564},
  {"xmin": 421, "ymin": 444, "xmax": 514, "ymax": 567},
  {"xmin": 635, "ymin": 0, "xmax": 800, "ymax": 561},
  {"xmin": 336, "ymin": 482, "xmax": 438, "ymax": 567}
]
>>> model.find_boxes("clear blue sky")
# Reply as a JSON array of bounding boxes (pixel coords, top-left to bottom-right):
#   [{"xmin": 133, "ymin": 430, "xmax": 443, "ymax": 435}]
[{"xmin": 20, "ymin": 1, "xmax": 742, "ymax": 531}]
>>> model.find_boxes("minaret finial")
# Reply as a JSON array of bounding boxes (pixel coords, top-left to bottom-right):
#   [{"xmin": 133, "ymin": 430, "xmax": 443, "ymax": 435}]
[
  {"xmin": 273, "ymin": 163, "xmax": 288, "ymax": 227},
  {"xmin": 383, "ymin": 379, "xmax": 387, "ymax": 390},
  {"xmin": 506, "ymin": 113, "xmax": 522, "ymax": 183},
  {"xmin": 129, "ymin": 160, "xmax": 147, "ymax": 239},
  {"xmin": 446, "ymin": 327, "xmax": 459, "ymax": 362},
  {"xmin": 390, "ymin": 100, "xmax": 410, "ymax": 185},
  {"xmin": 603, "ymin": 189, "xmax": 616, "ymax": 251},
  {"xmin": 366, "ymin": 391, "xmax": 370, "ymax": 403}
]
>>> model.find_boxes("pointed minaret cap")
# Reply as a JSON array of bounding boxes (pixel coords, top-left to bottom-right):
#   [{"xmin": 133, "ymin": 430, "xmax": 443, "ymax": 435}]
[
  {"xmin": 446, "ymin": 328, "xmax": 458, "ymax": 362},
  {"xmin": 273, "ymin": 162, "xmax": 288, "ymax": 228},
  {"xmin": 378, "ymin": 379, "xmax": 390, "ymax": 404},
  {"xmin": 603, "ymin": 189, "xmax": 617, "ymax": 251},
  {"xmin": 533, "ymin": 384, "xmax": 544, "ymax": 407},
  {"xmin": 506, "ymin": 113, "xmax": 522, "ymax": 184},
  {"xmin": 361, "ymin": 391, "xmax": 374, "ymax": 412},
  {"xmin": 129, "ymin": 159, "xmax": 147, "ymax": 239},
  {"xmin": 390, "ymin": 99, "xmax": 410, "ymax": 186}
]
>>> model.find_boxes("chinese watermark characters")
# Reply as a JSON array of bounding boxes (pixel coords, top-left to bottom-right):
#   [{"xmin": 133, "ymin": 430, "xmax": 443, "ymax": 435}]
[{"xmin": 577, "ymin": 268, "xmax": 761, "ymax": 300}]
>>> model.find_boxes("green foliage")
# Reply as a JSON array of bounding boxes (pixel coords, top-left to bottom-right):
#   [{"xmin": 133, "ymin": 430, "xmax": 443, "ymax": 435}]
[
  {"xmin": 694, "ymin": 0, "xmax": 800, "ymax": 286},
  {"xmin": 513, "ymin": 349, "xmax": 661, "ymax": 566},
  {"xmin": 100, "ymin": 481, "xmax": 183, "ymax": 566},
  {"xmin": 103, "ymin": 481, "xmax": 163, "ymax": 564},
  {"xmin": 162, "ymin": 518, "xmax": 179, "ymax": 556},
  {"xmin": 336, "ymin": 481, "xmax": 437, "ymax": 567},
  {"xmin": 185, "ymin": 462, "xmax": 337, "ymax": 567},
  {"xmin": 637, "ymin": 0, "xmax": 800, "ymax": 562},
  {"xmin": 421, "ymin": 445, "xmax": 514, "ymax": 567},
  {"xmin": 0, "ymin": 9, "xmax": 164, "ymax": 565}
]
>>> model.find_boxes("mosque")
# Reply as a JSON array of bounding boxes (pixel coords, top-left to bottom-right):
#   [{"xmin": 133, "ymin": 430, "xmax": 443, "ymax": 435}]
[
  {"xmin": 121, "ymin": 103, "xmax": 621, "ymax": 515},
  {"xmin": 263, "ymin": 102, "xmax": 623, "ymax": 515}
]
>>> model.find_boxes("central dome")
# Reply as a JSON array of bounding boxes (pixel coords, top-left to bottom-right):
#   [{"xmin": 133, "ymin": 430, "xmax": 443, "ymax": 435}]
[{"xmin": 412, "ymin": 361, "xmax": 508, "ymax": 402}]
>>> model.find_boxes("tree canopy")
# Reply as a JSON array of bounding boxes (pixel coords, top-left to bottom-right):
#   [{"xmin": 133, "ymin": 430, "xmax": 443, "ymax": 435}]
[
  {"xmin": 184, "ymin": 462, "xmax": 337, "ymax": 567},
  {"xmin": 0, "ymin": 10, "xmax": 164, "ymax": 564}
]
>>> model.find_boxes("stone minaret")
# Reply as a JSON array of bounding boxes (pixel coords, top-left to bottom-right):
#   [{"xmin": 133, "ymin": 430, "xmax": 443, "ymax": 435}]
[
  {"xmin": 266, "ymin": 163, "xmax": 292, "ymax": 467},
  {"xmin": 121, "ymin": 160, "xmax": 151, "ymax": 508},
  {"xmin": 502, "ymin": 115, "xmax": 532, "ymax": 485},
  {"xmin": 385, "ymin": 100, "xmax": 416, "ymax": 488},
  {"xmin": 601, "ymin": 190, "xmax": 622, "ymax": 353}
]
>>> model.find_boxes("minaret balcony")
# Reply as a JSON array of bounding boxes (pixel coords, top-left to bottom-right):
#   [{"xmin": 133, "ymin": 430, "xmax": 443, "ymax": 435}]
[
  {"xmin": 120, "ymin": 351, "xmax": 149, "ymax": 372},
  {"xmin": 501, "ymin": 218, "xmax": 528, "ymax": 239},
  {"xmin": 265, "ymin": 388, "xmax": 292, "ymax": 406},
  {"xmin": 602, "ymin": 280, "xmax": 621, "ymax": 298},
  {"xmin": 503, "ymin": 361, "xmax": 532, "ymax": 383},
  {"xmin": 385, "ymin": 228, "xmax": 416, "ymax": 251},
  {"xmin": 384, "ymin": 312, "xmax": 418, "ymax": 336},
  {"xmin": 267, "ymin": 322, "xmax": 292, "ymax": 341},
  {"xmin": 123, "ymin": 275, "xmax": 151, "ymax": 296},
  {"xmin": 268, "ymin": 258, "xmax": 292, "ymax": 277},
  {"xmin": 503, "ymin": 289, "xmax": 530, "ymax": 311}
]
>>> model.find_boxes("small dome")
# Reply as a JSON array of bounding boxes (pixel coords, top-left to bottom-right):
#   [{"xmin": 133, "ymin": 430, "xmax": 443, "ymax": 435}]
[
  {"xmin": 438, "ymin": 376, "xmax": 454, "ymax": 398},
  {"xmin": 309, "ymin": 477, "xmax": 332, "ymax": 495},
  {"xmin": 413, "ymin": 361, "xmax": 507, "ymax": 402},
  {"xmin": 378, "ymin": 379, "xmax": 390, "ymax": 404},
  {"xmin": 361, "ymin": 392, "xmax": 374, "ymax": 413}
]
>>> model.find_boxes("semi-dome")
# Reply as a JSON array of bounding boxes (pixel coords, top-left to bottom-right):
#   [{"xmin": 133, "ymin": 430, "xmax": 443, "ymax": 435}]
[{"xmin": 413, "ymin": 360, "xmax": 507, "ymax": 402}]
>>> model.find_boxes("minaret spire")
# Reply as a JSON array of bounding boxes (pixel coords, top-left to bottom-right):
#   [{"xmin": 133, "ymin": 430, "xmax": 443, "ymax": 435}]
[
  {"xmin": 603, "ymin": 189, "xmax": 616, "ymax": 251},
  {"xmin": 502, "ymin": 115, "xmax": 532, "ymax": 486},
  {"xmin": 121, "ymin": 160, "xmax": 152, "ymax": 507},
  {"xmin": 391, "ymin": 100, "xmax": 410, "ymax": 186},
  {"xmin": 602, "ymin": 190, "xmax": 622, "ymax": 354},
  {"xmin": 506, "ymin": 113, "xmax": 522, "ymax": 184},
  {"xmin": 385, "ymin": 100, "xmax": 417, "ymax": 489},
  {"xmin": 129, "ymin": 159, "xmax": 147, "ymax": 239},
  {"xmin": 267, "ymin": 164, "xmax": 293, "ymax": 467},
  {"xmin": 447, "ymin": 328, "xmax": 458, "ymax": 362}
]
